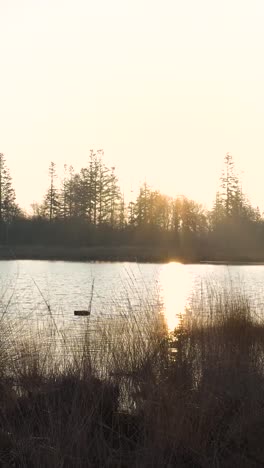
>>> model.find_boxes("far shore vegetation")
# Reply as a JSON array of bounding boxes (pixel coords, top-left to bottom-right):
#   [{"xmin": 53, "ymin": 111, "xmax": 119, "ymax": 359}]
[{"xmin": 0, "ymin": 151, "xmax": 263, "ymax": 263}]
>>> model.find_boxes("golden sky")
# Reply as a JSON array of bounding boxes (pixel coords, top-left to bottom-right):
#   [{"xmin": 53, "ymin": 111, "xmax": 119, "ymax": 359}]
[{"xmin": 1, "ymin": 0, "xmax": 264, "ymax": 211}]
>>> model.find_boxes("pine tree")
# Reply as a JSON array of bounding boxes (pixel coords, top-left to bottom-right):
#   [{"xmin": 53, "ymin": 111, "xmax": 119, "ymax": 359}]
[
  {"xmin": 220, "ymin": 153, "xmax": 241, "ymax": 217},
  {"xmin": 67, "ymin": 165, "xmax": 75, "ymax": 218},
  {"xmin": 97, "ymin": 157, "xmax": 111, "ymax": 225},
  {"xmin": 59, "ymin": 164, "xmax": 68, "ymax": 220},
  {"xmin": 0, "ymin": 154, "xmax": 18, "ymax": 222},
  {"xmin": 210, "ymin": 153, "xmax": 261, "ymax": 234},
  {"xmin": 107, "ymin": 166, "xmax": 121, "ymax": 227},
  {"xmin": 128, "ymin": 201, "xmax": 136, "ymax": 225},
  {"xmin": 210, "ymin": 191, "xmax": 226, "ymax": 227},
  {"xmin": 43, "ymin": 162, "xmax": 60, "ymax": 221},
  {"xmin": 134, "ymin": 182, "xmax": 151, "ymax": 225},
  {"xmin": 118, "ymin": 193, "xmax": 126, "ymax": 229}
]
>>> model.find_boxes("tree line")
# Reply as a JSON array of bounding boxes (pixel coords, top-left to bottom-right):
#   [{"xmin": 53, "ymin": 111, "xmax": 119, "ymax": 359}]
[{"xmin": 0, "ymin": 151, "xmax": 263, "ymax": 261}]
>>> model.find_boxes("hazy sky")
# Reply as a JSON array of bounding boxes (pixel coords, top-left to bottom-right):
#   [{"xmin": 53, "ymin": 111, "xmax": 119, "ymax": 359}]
[{"xmin": 1, "ymin": 0, "xmax": 264, "ymax": 212}]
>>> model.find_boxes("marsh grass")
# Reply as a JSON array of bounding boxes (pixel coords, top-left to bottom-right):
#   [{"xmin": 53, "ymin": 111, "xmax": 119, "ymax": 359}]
[{"xmin": 0, "ymin": 290, "xmax": 263, "ymax": 466}]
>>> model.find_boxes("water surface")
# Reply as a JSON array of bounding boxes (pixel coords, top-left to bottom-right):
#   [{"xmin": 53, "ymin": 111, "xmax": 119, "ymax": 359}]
[{"xmin": 0, "ymin": 261, "xmax": 264, "ymax": 331}]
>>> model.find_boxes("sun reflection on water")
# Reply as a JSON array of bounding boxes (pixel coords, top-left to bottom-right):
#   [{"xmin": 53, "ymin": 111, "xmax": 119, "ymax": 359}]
[{"xmin": 159, "ymin": 262, "xmax": 193, "ymax": 331}]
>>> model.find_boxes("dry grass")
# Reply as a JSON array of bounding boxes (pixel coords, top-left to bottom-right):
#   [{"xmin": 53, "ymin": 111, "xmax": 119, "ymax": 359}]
[
  {"xmin": 0, "ymin": 291, "xmax": 263, "ymax": 466},
  {"xmin": 141, "ymin": 293, "xmax": 264, "ymax": 467}
]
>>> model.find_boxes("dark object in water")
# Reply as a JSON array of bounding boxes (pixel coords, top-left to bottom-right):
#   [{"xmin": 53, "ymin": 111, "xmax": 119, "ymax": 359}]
[
  {"xmin": 74, "ymin": 310, "xmax": 90, "ymax": 316},
  {"xmin": 74, "ymin": 280, "xmax": 94, "ymax": 317}
]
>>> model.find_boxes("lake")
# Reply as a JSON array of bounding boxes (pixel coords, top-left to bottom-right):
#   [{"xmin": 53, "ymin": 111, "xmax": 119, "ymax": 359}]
[{"xmin": 1, "ymin": 260, "xmax": 264, "ymax": 332}]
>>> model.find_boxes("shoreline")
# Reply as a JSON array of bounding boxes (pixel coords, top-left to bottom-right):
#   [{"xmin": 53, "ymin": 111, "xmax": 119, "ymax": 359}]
[
  {"xmin": 0, "ymin": 245, "xmax": 184, "ymax": 263},
  {"xmin": 0, "ymin": 245, "xmax": 263, "ymax": 265}
]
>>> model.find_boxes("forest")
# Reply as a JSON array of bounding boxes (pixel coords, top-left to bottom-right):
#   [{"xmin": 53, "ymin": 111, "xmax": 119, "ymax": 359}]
[{"xmin": 0, "ymin": 151, "xmax": 263, "ymax": 262}]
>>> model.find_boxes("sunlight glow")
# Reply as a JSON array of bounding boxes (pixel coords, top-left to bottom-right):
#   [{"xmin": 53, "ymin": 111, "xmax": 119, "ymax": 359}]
[{"xmin": 159, "ymin": 262, "xmax": 192, "ymax": 330}]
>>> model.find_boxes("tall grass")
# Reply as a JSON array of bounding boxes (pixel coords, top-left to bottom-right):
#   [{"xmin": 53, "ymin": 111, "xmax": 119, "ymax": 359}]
[{"xmin": 0, "ymin": 290, "xmax": 263, "ymax": 466}]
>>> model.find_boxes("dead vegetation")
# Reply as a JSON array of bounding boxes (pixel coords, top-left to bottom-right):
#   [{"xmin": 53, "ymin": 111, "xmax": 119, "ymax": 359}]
[{"xmin": 0, "ymin": 292, "xmax": 263, "ymax": 466}]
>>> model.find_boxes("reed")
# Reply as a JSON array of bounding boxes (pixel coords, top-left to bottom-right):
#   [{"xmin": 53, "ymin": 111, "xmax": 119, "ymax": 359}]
[{"xmin": 0, "ymin": 289, "xmax": 263, "ymax": 466}]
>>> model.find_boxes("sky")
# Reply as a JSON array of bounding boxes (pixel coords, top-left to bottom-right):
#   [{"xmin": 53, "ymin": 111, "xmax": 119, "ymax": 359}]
[{"xmin": 1, "ymin": 0, "xmax": 264, "ymax": 212}]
